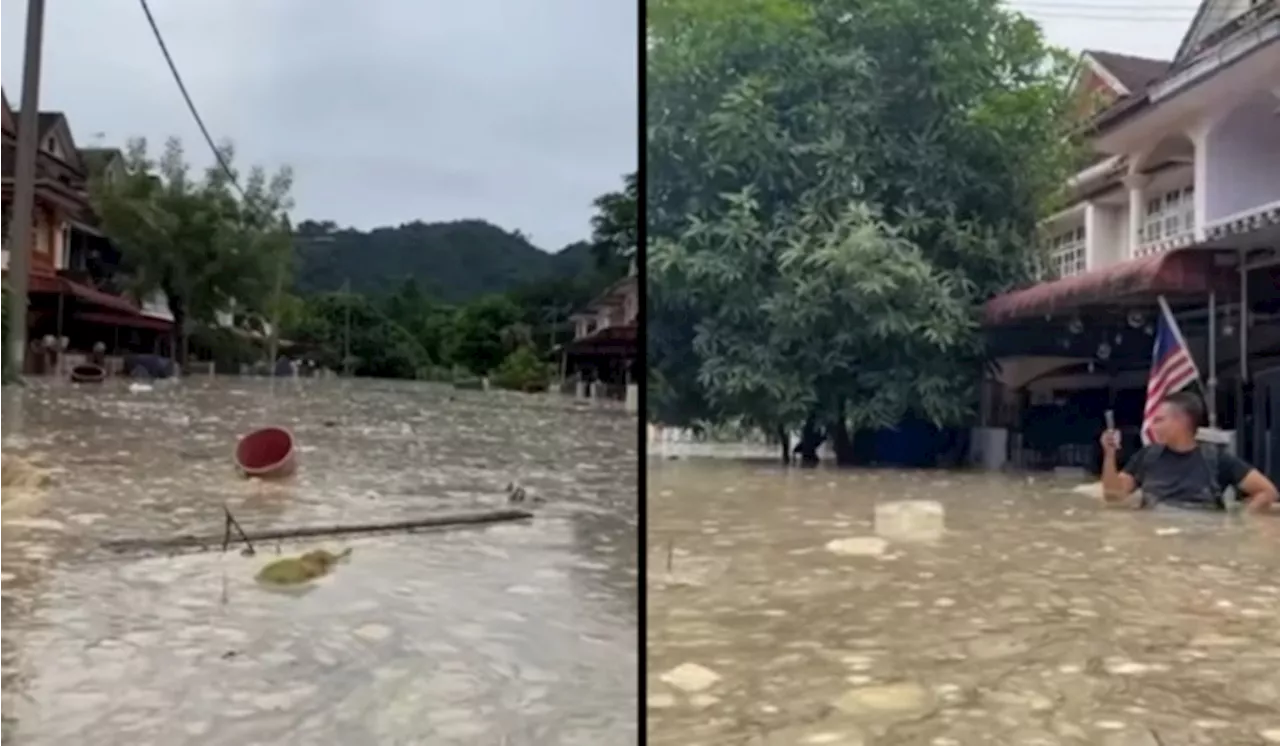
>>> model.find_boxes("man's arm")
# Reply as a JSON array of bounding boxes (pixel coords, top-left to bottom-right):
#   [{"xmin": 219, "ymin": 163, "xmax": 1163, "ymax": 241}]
[
  {"xmin": 1101, "ymin": 435, "xmax": 1141, "ymax": 505},
  {"xmin": 1218, "ymin": 453, "xmax": 1278, "ymax": 514}
]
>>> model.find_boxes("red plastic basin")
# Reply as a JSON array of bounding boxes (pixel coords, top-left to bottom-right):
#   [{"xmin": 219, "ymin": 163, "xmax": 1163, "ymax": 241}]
[{"xmin": 235, "ymin": 427, "xmax": 298, "ymax": 479}]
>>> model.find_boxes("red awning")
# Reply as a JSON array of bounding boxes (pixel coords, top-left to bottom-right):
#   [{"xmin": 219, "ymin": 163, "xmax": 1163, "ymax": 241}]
[
  {"xmin": 564, "ymin": 324, "xmax": 638, "ymax": 357},
  {"xmin": 29, "ymin": 272, "xmax": 62, "ymax": 293},
  {"xmin": 73, "ymin": 311, "xmax": 172, "ymax": 332},
  {"xmin": 60, "ymin": 278, "xmax": 143, "ymax": 314},
  {"xmin": 983, "ymin": 250, "xmax": 1234, "ymax": 326}
]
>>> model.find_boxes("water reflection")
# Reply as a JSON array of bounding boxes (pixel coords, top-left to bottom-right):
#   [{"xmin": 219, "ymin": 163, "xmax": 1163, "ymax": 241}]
[
  {"xmin": 2, "ymin": 378, "xmax": 638, "ymax": 744},
  {"xmin": 648, "ymin": 460, "xmax": 1280, "ymax": 746}
]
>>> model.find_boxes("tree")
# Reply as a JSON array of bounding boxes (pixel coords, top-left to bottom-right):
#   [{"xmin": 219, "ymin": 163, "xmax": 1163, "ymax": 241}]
[
  {"xmin": 445, "ymin": 295, "xmax": 523, "ymax": 376},
  {"xmin": 91, "ymin": 137, "xmax": 295, "ymax": 363},
  {"xmin": 647, "ymin": 0, "xmax": 1078, "ymax": 460},
  {"xmin": 285, "ymin": 291, "xmax": 431, "ymax": 379},
  {"xmin": 493, "ymin": 345, "xmax": 552, "ymax": 393},
  {"xmin": 591, "ymin": 172, "xmax": 639, "ymax": 277}
]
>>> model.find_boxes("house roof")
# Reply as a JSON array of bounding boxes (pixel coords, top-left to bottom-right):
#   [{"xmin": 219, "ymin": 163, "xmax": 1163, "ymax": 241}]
[
  {"xmin": 1, "ymin": 90, "xmax": 13, "ymax": 135},
  {"xmin": 36, "ymin": 111, "xmax": 64, "ymax": 137},
  {"xmin": 79, "ymin": 146, "xmax": 124, "ymax": 177},
  {"xmin": 10, "ymin": 110, "xmax": 74, "ymax": 141},
  {"xmin": 579, "ymin": 274, "xmax": 637, "ymax": 313},
  {"xmin": 11, "ymin": 110, "xmax": 88, "ymax": 175},
  {"xmin": 1082, "ymin": 50, "xmax": 1170, "ymax": 95}
]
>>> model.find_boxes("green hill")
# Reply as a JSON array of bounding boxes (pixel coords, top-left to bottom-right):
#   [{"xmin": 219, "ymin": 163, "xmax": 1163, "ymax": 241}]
[{"xmin": 291, "ymin": 219, "xmax": 596, "ymax": 302}]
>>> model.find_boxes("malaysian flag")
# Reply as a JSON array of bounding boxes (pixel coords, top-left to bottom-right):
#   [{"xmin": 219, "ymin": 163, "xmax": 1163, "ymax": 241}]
[{"xmin": 1142, "ymin": 296, "xmax": 1201, "ymax": 444}]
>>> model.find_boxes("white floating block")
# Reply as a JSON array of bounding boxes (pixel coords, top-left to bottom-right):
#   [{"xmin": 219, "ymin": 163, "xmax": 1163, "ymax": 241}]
[
  {"xmin": 874, "ymin": 500, "xmax": 945, "ymax": 542},
  {"xmin": 825, "ymin": 537, "xmax": 889, "ymax": 557},
  {"xmin": 660, "ymin": 663, "xmax": 722, "ymax": 693}
]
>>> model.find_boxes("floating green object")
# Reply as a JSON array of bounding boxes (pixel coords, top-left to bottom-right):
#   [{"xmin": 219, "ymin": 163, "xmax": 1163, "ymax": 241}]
[{"xmin": 255, "ymin": 548, "xmax": 353, "ymax": 586}]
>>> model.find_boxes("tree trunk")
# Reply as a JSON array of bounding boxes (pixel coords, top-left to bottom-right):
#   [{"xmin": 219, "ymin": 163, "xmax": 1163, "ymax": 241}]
[
  {"xmin": 777, "ymin": 426, "xmax": 792, "ymax": 466},
  {"xmin": 830, "ymin": 397, "xmax": 858, "ymax": 467}
]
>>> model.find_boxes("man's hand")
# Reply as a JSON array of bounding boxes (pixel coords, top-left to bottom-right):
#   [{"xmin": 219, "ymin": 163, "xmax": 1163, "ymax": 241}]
[{"xmin": 1099, "ymin": 429, "xmax": 1136, "ymax": 503}]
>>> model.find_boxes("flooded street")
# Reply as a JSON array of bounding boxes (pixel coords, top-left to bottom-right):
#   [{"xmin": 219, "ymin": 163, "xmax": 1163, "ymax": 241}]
[
  {"xmin": 648, "ymin": 460, "xmax": 1280, "ymax": 746},
  {"xmin": 2, "ymin": 378, "xmax": 638, "ymax": 745}
]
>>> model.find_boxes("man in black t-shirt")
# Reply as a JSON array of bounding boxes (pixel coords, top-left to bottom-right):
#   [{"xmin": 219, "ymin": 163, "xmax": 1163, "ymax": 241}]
[{"xmin": 1100, "ymin": 391, "xmax": 1277, "ymax": 514}]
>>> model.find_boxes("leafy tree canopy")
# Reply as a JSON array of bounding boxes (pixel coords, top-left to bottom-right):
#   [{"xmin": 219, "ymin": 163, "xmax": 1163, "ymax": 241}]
[
  {"xmin": 647, "ymin": 0, "xmax": 1078, "ymax": 448},
  {"xmin": 591, "ymin": 172, "xmax": 639, "ymax": 277},
  {"xmin": 91, "ymin": 137, "xmax": 294, "ymax": 361}
]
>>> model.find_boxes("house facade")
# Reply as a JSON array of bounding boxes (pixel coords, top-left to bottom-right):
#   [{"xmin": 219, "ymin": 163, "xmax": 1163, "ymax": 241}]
[
  {"xmin": 559, "ymin": 262, "xmax": 639, "ymax": 406},
  {"xmin": 977, "ymin": 0, "xmax": 1280, "ymax": 474},
  {"xmin": 2, "ymin": 91, "xmax": 173, "ymax": 372}
]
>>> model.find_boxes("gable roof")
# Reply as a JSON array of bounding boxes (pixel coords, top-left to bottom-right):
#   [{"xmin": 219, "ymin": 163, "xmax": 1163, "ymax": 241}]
[
  {"xmin": 1173, "ymin": 0, "xmax": 1277, "ymax": 65},
  {"xmin": 20, "ymin": 110, "xmax": 87, "ymax": 175},
  {"xmin": 1175, "ymin": 0, "xmax": 1235, "ymax": 64},
  {"xmin": 1082, "ymin": 50, "xmax": 1171, "ymax": 96},
  {"xmin": 1, "ymin": 89, "xmax": 13, "ymax": 136},
  {"xmin": 79, "ymin": 146, "xmax": 125, "ymax": 178}
]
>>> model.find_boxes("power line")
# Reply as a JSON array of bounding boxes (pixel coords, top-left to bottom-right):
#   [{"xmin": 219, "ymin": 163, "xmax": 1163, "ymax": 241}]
[
  {"xmin": 136, "ymin": 0, "xmax": 244, "ymax": 198},
  {"xmin": 1023, "ymin": 12, "xmax": 1195, "ymax": 21},
  {"xmin": 1013, "ymin": 1, "xmax": 1199, "ymax": 9},
  {"xmin": 138, "ymin": 0, "xmax": 295, "ymax": 366}
]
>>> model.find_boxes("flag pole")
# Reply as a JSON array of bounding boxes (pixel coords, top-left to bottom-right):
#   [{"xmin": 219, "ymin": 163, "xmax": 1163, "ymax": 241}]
[{"xmin": 1206, "ymin": 292, "xmax": 1217, "ymax": 427}]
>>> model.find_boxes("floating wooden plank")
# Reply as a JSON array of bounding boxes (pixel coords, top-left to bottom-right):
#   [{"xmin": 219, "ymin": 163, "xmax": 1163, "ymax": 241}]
[{"xmin": 100, "ymin": 508, "xmax": 535, "ymax": 555}]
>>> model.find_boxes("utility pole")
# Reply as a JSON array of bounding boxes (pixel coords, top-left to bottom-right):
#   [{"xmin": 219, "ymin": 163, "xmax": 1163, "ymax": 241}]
[
  {"xmin": 5, "ymin": 0, "xmax": 49, "ymax": 376},
  {"xmin": 342, "ymin": 278, "xmax": 352, "ymax": 377},
  {"xmin": 266, "ymin": 253, "xmax": 285, "ymax": 370}
]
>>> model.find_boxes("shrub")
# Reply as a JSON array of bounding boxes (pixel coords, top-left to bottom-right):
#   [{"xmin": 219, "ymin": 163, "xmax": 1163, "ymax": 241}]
[{"xmin": 492, "ymin": 346, "xmax": 551, "ymax": 393}]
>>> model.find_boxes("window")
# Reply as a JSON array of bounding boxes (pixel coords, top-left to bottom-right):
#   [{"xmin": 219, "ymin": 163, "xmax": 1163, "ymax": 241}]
[
  {"xmin": 1046, "ymin": 224, "xmax": 1086, "ymax": 277},
  {"xmin": 1141, "ymin": 185, "xmax": 1195, "ymax": 246}
]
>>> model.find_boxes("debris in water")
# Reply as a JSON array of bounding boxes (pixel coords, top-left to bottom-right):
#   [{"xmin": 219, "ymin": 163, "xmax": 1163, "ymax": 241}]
[
  {"xmin": 1, "ymin": 454, "xmax": 52, "ymax": 491},
  {"xmin": 256, "ymin": 548, "xmax": 353, "ymax": 586},
  {"xmin": 660, "ymin": 663, "xmax": 722, "ymax": 693},
  {"xmin": 353, "ymin": 623, "xmax": 394, "ymax": 642},
  {"xmin": 506, "ymin": 481, "xmax": 545, "ymax": 505},
  {"xmin": 874, "ymin": 500, "xmax": 945, "ymax": 542},
  {"xmin": 825, "ymin": 537, "xmax": 889, "ymax": 557},
  {"xmin": 831, "ymin": 682, "xmax": 933, "ymax": 716},
  {"xmin": 3, "ymin": 518, "xmax": 68, "ymax": 532}
]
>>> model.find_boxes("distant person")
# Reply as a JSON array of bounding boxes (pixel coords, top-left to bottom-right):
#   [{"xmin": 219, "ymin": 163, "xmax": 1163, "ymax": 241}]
[
  {"xmin": 90, "ymin": 342, "xmax": 107, "ymax": 368},
  {"xmin": 792, "ymin": 416, "xmax": 826, "ymax": 467},
  {"xmin": 1100, "ymin": 391, "xmax": 1277, "ymax": 514}
]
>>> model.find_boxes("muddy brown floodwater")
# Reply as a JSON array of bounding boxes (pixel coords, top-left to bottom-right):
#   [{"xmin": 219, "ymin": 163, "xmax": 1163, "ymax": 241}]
[
  {"xmin": 1, "ymin": 378, "xmax": 638, "ymax": 745},
  {"xmin": 648, "ymin": 459, "xmax": 1280, "ymax": 746}
]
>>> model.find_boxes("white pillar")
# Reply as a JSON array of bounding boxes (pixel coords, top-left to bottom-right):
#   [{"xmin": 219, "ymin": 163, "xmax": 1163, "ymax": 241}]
[
  {"xmin": 1123, "ymin": 172, "xmax": 1151, "ymax": 259},
  {"xmin": 1186, "ymin": 111, "xmax": 1224, "ymax": 240},
  {"xmin": 1084, "ymin": 202, "xmax": 1101, "ymax": 270}
]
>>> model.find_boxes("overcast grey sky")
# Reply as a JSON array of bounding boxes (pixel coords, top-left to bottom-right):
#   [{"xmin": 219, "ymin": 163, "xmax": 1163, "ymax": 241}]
[{"xmin": 2, "ymin": 0, "xmax": 638, "ymax": 251}]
